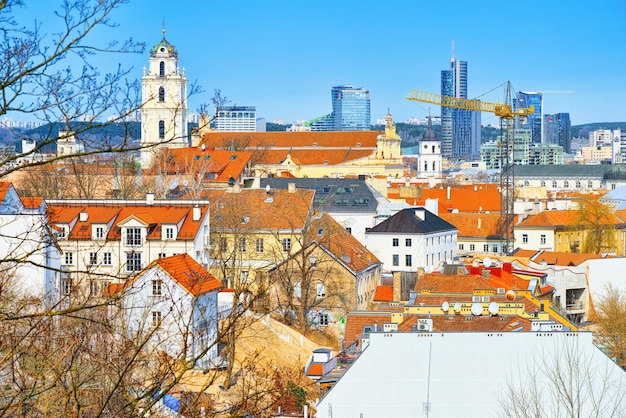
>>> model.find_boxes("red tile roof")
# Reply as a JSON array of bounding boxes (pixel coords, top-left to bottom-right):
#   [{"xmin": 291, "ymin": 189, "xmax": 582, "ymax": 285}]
[
  {"xmin": 387, "ymin": 184, "xmax": 501, "ymax": 213},
  {"xmin": 517, "ymin": 210, "xmax": 622, "ymax": 228},
  {"xmin": 153, "ymin": 254, "xmax": 222, "ymax": 295},
  {"xmin": 438, "ymin": 212, "xmax": 501, "ymax": 238},
  {"xmin": 201, "ymin": 131, "xmax": 380, "ymax": 149},
  {"xmin": 373, "ymin": 286, "xmax": 394, "ymax": 302},
  {"xmin": 512, "ymin": 249, "xmax": 607, "ymax": 266}
]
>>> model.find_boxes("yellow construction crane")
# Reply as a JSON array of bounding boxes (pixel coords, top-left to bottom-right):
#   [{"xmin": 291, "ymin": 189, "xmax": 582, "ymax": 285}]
[{"xmin": 406, "ymin": 83, "xmax": 534, "ymax": 256}]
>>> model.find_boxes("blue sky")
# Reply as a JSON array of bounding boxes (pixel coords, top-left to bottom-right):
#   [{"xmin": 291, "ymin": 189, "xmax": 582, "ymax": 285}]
[{"xmin": 13, "ymin": 0, "xmax": 626, "ymax": 126}]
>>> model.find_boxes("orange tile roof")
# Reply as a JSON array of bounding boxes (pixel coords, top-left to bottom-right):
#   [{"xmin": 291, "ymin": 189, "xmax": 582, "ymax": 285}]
[
  {"xmin": 517, "ymin": 210, "xmax": 623, "ymax": 228},
  {"xmin": 201, "ymin": 131, "xmax": 380, "ymax": 150},
  {"xmin": 512, "ymin": 249, "xmax": 607, "ymax": 266},
  {"xmin": 152, "ymin": 254, "xmax": 222, "ymax": 295},
  {"xmin": 387, "ymin": 185, "xmax": 501, "ymax": 213},
  {"xmin": 20, "ymin": 197, "xmax": 44, "ymax": 209},
  {"xmin": 438, "ymin": 212, "xmax": 501, "ymax": 238},
  {"xmin": 195, "ymin": 189, "xmax": 315, "ymax": 231},
  {"xmin": 416, "ymin": 270, "xmax": 530, "ymax": 293},
  {"xmin": 148, "ymin": 147, "xmax": 252, "ymax": 183},
  {"xmin": 373, "ymin": 286, "xmax": 394, "ymax": 301},
  {"xmin": 310, "ymin": 213, "xmax": 380, "ymax": 273},
  {"xmin": 47, "ymin": 203, "xmax": 208, "ymax": 240}
]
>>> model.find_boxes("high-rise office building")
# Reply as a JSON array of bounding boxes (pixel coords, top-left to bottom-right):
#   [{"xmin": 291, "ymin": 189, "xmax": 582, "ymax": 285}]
[
  {"xmin": 440, "ymin": 56, "xmax": 480, "ymax": 159},
  {"xmin": 331, "ymin": 84, "xmax": 371, "ymax": 131},
  {"xmin": 213, "ymin": 106, "xmax": 257, "ymax": 132},
  {"xmin": 544, "ymin": 113, "xmax": 571, "ymax": 154},
  {"xmin": 516, "ymin": 92, "xmax": 543, "ymax": 144},
  {"xmin": 310, "ymin": 85, "xmax": 371, "ymax": 131}
]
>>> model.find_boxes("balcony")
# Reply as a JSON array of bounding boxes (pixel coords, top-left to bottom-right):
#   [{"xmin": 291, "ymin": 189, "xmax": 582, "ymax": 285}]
[{"xmin": 565, "ymin": 300, "xmax": 585, "ymax": 313}]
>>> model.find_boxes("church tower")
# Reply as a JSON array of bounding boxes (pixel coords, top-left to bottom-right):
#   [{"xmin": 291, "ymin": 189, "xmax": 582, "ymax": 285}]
[
  {"xmin": 418, "ymin": 116, "xmax": 442, "ymax": 179},
  {"xmin": 140, "ymin": 29, "xmax": 188, "ymax": 168},
  {"xmin": 375, "ymin": 112, "xmax": 402, "ymax": 162}
]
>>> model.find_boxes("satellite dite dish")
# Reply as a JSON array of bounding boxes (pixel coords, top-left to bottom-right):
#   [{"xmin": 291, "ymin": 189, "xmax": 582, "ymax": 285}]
[
  {"xmin": 442, "ymin": 301, "xmax": 450, "ymax": 312},
  {"xmin": 471, "ymin": 303, "xmax": 483, "ymax": 316},
  {"xmin": 489, "ymin": 301, "xmax": 499, "ymax": 315},
  {"xmin": 453, "ymin": 302, "xmax": 461, "ymax": 313},
  {"xmin": 483, "ymin": 257, "xmax": 492, "ymax": 268}
]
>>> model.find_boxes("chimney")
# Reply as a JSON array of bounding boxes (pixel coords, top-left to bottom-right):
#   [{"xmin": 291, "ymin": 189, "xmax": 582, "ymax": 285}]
[
  {"xmin": 414, "ymin": 208, "xmax": 426, "ymax": 221},
  {"xmin": 288, "ymin": 183, "xmax": 296, "ymax": 193},
  {"xmin": 146, "ymin": 192, "xmax": 155, "ymax": 206},
  {"xmin": 447, "ymin": 186, "xmax": 451, "ymax": 200},
  {"xmin": 79, "ymin": 211, "xmax": 88, "ymax": 222},
  {"xmin": 192, "ymin": 205, "xmax": 201, "ymax": 221},
  {"xmin": 477, "ymin": 217, "xmax": 481, "ymax": 230}
]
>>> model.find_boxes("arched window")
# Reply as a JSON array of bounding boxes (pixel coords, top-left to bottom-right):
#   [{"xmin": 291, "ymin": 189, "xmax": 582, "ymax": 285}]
[
  {"xmin": 588, "ymin": 181, "xmax": 593, "ymax": 188},
  {"xmin": 159, "ymin": 61, "xmax": 165, "ymax": 76},
  {"xmin": 552, "ymin": 180, "xmax": 558, "ymax": 188},
  {"xmin": 158, "ymin": 87, "xmax": 165, "ymax": 102},
  {"xmin": 564, "ymin": 180, "xmax": 569, "ymax": 188},
  {"xmin": 158, "ymin": 120, "xmax": 165, "ymax": 139},
  {"xmin": 432, "ymin": 161, "xmax": 436, "ymax": 171},
  {"xmin": 424, "ymin": 161, "xmax": 428, "ymax": 172},
  {"xmin": 524, "ymin": 180, "xmax": 530, "ymax": 186},
  {"xmin": 541, "ymin": 180, "xmax": 546, "ymax": 187},
  {"xmin": 575, "ymin": 181, "xmax": 581, "ymax": 188}
]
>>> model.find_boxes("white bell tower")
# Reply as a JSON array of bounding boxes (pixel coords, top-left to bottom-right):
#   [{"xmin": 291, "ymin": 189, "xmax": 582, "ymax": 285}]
[
  {"xmin": 418, "ymin": 116, "xmax": 442, "ymax": 179},
  {"xmin": 140, "ymin": 28, "xmax": 188, "ymax": 168}
]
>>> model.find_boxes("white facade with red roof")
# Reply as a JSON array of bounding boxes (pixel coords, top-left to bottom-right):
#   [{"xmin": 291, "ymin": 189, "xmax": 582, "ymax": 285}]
[
  {"xmin": 47, "ymin": 198, "xmax": 211, "ymax": 297},
  {"xmin": 119, "ymin": 254, "xmax": 222, "ymax": 368}
]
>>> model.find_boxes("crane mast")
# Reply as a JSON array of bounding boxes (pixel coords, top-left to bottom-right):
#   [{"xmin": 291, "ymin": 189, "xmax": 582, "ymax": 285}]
[{"xmin": 407, "ymin": 82, "xmax": 534, "ymax": 255}]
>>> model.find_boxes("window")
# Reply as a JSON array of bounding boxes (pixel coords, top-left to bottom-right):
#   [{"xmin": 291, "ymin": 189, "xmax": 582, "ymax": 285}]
[
  {"xmin": 575, "ymin": 181, "xmax": 581, "ymax": 188},
  {"xmin": 405, "ymin": 254, "xmax": 412, "ymax": 267},
  {"xmin": 564, "ymin": 180, "xmax": 569, "ymax": 188},
  {"xmin": 522, "ymin": 234, "xmax": 528, "ymax": 244},
  {"xmin": 152, "ymin": 280, "xmax": 162, "ymax": 296},
  {"xmin": 392, "ymin": 238, "xmax": 399, "ymax": 247},
  {"xmin": 540, "ymin": 180, "xmax": 546, "ymax": 187},
  {"xmin": 159, "ymin": 61, "xmax": 165, "ymax": 76},
  {"xmin": 158, "ymin": 86, "xmax": 165, "ymax": 102},
  {"xmin": 294, "ymin": 282, "xmax": 301, "ymax": 298},
  {"xmin": 492, "ymin": 245, "xmax": 498, "ymax": 253},
  {"xmin": 89, "ymin": 252, "xmax": 97, "ymax": 265},
  {"xmin": 588, "ymin": 181, "xmax": 593, "ymax": 188},
  {"xmin": 282, "ymin": 238, "xmax": 291, "ymax": 252},
  {"xmin": 552, "ymin": 180, "xmax": 558, "ymax": 188},
  {"xmin": 158, "ymin": 252, "xmax": 166, "ymax": 259},
  {"xmin": 62, "ymin": 278, "xmax": 72, "ymax": 295},
  {"xmin": 483, "ymin": 244, "xmax": 489, "ymax": 252},
  {"xmin": 346, "ymin": 227, "xmax": 352, "ymax": 234},
  {"xmin": 392, "ymin": 254, "xmax": 399, "ymax": 266},
  {"xmin": 459, "ymin": 244, "xmax": 464, "ymax": 251},
  {"xmin": 540, "ymin": 234, "xmax": 546, "ymax": 245},
  {"xmin": 164, "ymin": 227, "xmax": 174, "ymax": 240},
  {"xmin": 469, "ymin": 244, "xmax": 475, "ymax": 251},
  {"xmin": 103, "ymin": 252, "xmax": 112, "ymax": 266},
  {"xmin": 126, "ymin": 253, "xmax": 141, "ymax": 272},
  {"xmin": 405, "ymin": 238, "xmax": 412, "ymax": 247},
  {"xmin": 64, "ymin": 252, "xmax": 73, "ymax": 265},
  {"xmin": 95, "ymin": 226, "xmax": 104, "ymax": 239},
  {"xmin": 158, "ymin": 120, "xmax": 165, "ymax": 139},
  {"xmin": 152, "ymin": 311, "xmax": 162, "ymax": 327},
  {"xmin": 126, "ymin": 228, "xmax": 141, "ymax": 246},
  {"xmin": 316, "ymin": 283, "xmax": 326, "ymax": 298},
  {"xmin": 89, "ymin": 280, "xmax": 98, "ymax": 297},
  {"xmin": 318, "ymin": 312, "xmax": 329, "ymax": 326},
  {"xmin": 220, "ymin": 237, "xmax": 228, "ymax": 252},
  {"xmin": 239, "ymin": 237, "xmax": 246, "ymax": 252},
  {"xmin": 240, "ymin": 271, "xmax": 249, "ymax": 283},
  {"xmin": 255, "ymin": 238, "xmax": 264, "ymax": 253}
]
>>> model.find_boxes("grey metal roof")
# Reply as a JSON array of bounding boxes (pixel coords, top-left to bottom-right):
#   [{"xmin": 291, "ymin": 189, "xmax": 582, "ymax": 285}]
[
  {"xmin": 514, "ymin": 164, "xmax": 614, "ymax": 178},
  {"xmin": 259, "ymin": 177, "xmax": 378, "ymax": 213},
  {"xmin": 367, "ymin": 208, "xmax": 457, "ymax": 235}
]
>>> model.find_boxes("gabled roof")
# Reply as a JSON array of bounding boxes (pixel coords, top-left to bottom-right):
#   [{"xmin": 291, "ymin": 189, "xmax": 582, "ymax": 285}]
[
  {"xmin": 0, "ymin": 182, "xmax": 11, "ymax": 202},
  {"xmin": 367, "ymin": 208, "xmax": 457, "ymax": 235},
  {"xmin": 373, "ymin": 286, "xmax": 394, "ymax": 302},
  {"xmin": 151, "ymin": 254, "xmax": 222, "ymax": 296},
  {"xmin": 309, "ymin": 214, "xmax": 380, "ymax": 273}
]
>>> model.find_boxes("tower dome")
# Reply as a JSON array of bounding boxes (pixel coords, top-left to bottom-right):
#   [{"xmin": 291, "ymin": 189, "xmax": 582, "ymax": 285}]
[{"xmin": 150, "ymin": 29, "xmax": 178, "ymax": 57}]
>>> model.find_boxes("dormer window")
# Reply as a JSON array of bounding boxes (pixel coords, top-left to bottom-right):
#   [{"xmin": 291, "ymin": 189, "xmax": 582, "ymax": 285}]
[
  {"xmin": 94, "ymin": 226, "xmax": 105, "ymax": 240},
  {"xmin": 163, "ymin": 226, "xmax": 175, "ymax": 240},
  {"xmin": 126, "ymin": 227, "xmax": 142, "ymax": 246}
]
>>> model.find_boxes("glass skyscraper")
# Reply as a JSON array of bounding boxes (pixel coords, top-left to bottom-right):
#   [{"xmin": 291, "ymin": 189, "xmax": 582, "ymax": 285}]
[
  {"xmin": 544, "ymin": 113, "xmax": 571, "ymax": 153},
  {"xmin": 441, "ymin": 58, "xmax": 479, "ymax": 159},
  {"xmin": 516, "ymin": 91, "xmax": 543, "ymax": 144},
  {"xmin": 331, "ymin": 85, "xmax": 371, "ymax": 131}
]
